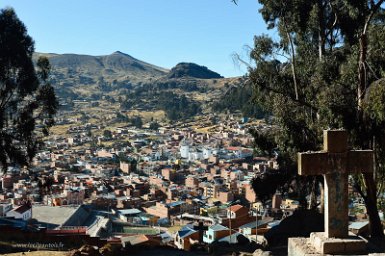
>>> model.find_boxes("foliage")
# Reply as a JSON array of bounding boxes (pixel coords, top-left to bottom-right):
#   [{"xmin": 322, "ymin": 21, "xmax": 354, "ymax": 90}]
[
  {"xmin": 212, "ymin": 82, "xmax": 268, "ymax": 118},
  {"xmin": 156, "ymin": 91, "xmax": 201, "ymax": 121},
  {"xmin": 149, "ymin": 121, "xmax": 160, "ymax": 130},
  {"xmin": 103, "ymin": 129, "xmax": 112, "ymax": 139},
  {"xmin": 119, "ymin": 79, "xmax": 207, "ymax": 119},
  {"xmin": 0, "ymin": 8, "xmax": 58, "ymax": 170},
  {"xmin": 129, "ymin": 115, "xmax": 143, "ymax": 128},
  {"xmin": 244, "ymin": 0, "xmax": 385, "ymax": 237},
  {"xmin": 115, "ymin": 111, "xmax": 128, "ymax": 122},
  {"xmin": 364, "ymin": 79, "xmax": 385, "ymax": 124}
]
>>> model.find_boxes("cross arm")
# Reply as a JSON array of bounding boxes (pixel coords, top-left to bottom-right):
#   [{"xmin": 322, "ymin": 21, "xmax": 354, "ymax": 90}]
[
  {"xmin": 298, "ymin": 152, "xmax": 330, "ymax": 176},
  {"xmin": 347, "ymin": 150, "xmax": 373, "ymax": 174},
  {"xmin": 298, "ymin": 150, "xmax": 374, "ymax": 176}
]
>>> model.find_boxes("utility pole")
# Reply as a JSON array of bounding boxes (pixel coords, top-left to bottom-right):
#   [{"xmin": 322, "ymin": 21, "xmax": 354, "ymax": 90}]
[
  {"xmin": 229, "ymin": 206, "xmax": 232, "ymax": 244},
  {"xmin": 228, "ymin": 200, "xmax": 239, "ymax": 244},
  {"xmin": 255, "ymin": 203, "xmax": 258, "ymax": 243}
]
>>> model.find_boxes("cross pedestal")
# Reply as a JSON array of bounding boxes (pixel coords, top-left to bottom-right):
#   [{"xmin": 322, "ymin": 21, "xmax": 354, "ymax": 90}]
[{"xmin": 288, "ymin": 130, "xmax": 372, "ymax": 255}]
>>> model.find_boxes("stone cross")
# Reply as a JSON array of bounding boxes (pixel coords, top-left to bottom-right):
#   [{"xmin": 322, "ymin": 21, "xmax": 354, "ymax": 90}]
[{"xmin": 298, "ymin": 130, "xmax": 373, "ymax": 238}]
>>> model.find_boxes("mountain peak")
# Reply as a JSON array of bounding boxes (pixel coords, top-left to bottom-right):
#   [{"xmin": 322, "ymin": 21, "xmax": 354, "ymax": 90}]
[{"xmin": 112, "ymin": 50, "xmax": 126, "ymax": 55}]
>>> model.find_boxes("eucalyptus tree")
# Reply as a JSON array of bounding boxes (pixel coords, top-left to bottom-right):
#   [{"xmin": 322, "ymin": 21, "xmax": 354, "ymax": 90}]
[
  {"xmin": 0, "ymin": 8, "xmax": 58, "ymax": 171},
  {"xmin": 236, "ymin": 0, "xmax": 385, "ymax": 238}
]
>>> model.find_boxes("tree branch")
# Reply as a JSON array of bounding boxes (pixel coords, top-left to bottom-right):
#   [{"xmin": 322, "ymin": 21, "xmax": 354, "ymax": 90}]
[
  {"xmin": 254, "ymin": 80, "xmax": 318, "ymax": 112},
  {"xmin": 364, "ymin": 0, "xmax": 385, "ymax": 35},
  {"xmin": 282, "ymin": 17, "xmax": 299, "ymax": 101},
  {"xmin": 352, "ymin": 176, "xmax": 367, "ymax": 201}
]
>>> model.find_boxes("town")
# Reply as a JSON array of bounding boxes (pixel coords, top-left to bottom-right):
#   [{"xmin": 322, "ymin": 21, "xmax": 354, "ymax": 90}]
[
  {"xmin": 1, "ymin": 1, "xmax": 385, "ymax": 255},
  {"xmin": 0, "ymin": 98, "xmax": 375, "ymax": 255}
]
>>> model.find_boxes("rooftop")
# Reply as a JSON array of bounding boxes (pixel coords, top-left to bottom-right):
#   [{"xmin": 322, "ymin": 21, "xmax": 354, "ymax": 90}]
[
  {"xmin": 32, "ymin": 205, "xmax": 88, "ymax": 228},
  {"xmin": 229, "ymin": 204, "xmax": 244, "ymax": 212},
  {"xmin": 167, "ymin": 201, "xmax": 185, "ymax": 208},
  {"xmin": 13, "ymin": 204, "xmax": 31, "ymax": 214},
  {"xmin": 209, "ymin": 224, "xmax": 229, "ymax": 231},
  {"xmin": 118, "ymin": 209, "xmax": 142, "ymax": 215}
]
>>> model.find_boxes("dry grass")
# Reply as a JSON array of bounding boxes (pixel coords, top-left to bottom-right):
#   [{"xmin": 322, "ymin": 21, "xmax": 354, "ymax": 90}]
[
  {"xmin": 167, "ymin": 225, "xmax": 182, "ymax": 234},
  {"xmin": 127, "ymin": 110, "xmax": 166, "ymax": 122},
  {"xmin": 195, "ymin": 125, "xmax": 218, "ymax": 134},
  {"xmin": 49, "ymin": 124, "xmax": 72, "ymax": 136}
]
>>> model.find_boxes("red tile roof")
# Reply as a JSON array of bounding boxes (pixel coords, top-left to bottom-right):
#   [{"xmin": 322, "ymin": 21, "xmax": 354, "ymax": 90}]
[{"xmin": 229, "ymin": 204, "xmax": 244, "ymax": 212}]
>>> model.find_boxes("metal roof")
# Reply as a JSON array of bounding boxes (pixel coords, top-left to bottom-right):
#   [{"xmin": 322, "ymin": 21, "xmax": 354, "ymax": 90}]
[
  {"xmin": 349, "ymin": 221, "xmax": 369, "ymax": 230},
  {"xmin": 118, "ymin": 209, "xmax": 142, "ymax": 215}
]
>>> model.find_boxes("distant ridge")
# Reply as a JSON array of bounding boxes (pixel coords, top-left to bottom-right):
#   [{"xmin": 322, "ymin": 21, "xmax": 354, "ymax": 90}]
[
  {"xmin": 33, "ymin": 51, "xmax": 169, "ymax": 81},
  {"xmin": 33, "ymin": 51, "xmax": 226, "ymax": 85}
]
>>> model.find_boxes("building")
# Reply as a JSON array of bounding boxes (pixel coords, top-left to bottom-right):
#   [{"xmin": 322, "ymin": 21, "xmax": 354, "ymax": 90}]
[
  {"xmin": 62, "ymin": 187, "xmax": 86, "ymax": 205},
  {"xmin": 0, "ymin": 201, "xmax": 12, "ymax": 216},
  {"xmin": 272, "ymin": 193, "xmax": 282, "ymax": 209},
  {"xmin": 144, "ymin": 200, "xmax": 190, "ymax": 221},
  {"xmin": 6, "ymin": 204, "xmax": 32, "ymax": 221},
  {"xmin": 116, "ymin": 208, "xmax": 142, "ymax": 222},
  {"xmin": 203, "ymin": 224, "xmax": 229, "ymax": 244},
  {"xmin": 180, "ymin": 140, "xmax": 190, "ymax": 159},
  {"xmin": 32, "ymin": 205, "xmax": 90, "ymax": 229},
  {"xmin": 185, "ymin": 176, "xmax": 199, "ymax": 188},
  {"xmin": 202, "ymin": 183, "xmax": 220, "ymax": 198},
  {"xmin": 121, "ymin": 234, "xmax": 161, "ymax": 248},
  {"xmin": 203, "ymin": 148, "xmax": 212, "ymax": 159},
  {"xmin": 174, "ymin": 224, "xmax": 199, "ymax": 251},
  {"xmin": 120, "ymin": 161, "xmax": 130, "ymax": 174},
  {"xmin": 244, "ymin": 183, "xmax": 255, "ymax": 203},
  {"xmin": 227, "ymin": 204, "xmax": 248, "ymax": 219},
  {"xmin": 161, "ymin": 168, "xmax": 176, "ymax": 181},
  {"xmin": 217, "ymin": 191, "xmax": 234, "ymax": 204}
]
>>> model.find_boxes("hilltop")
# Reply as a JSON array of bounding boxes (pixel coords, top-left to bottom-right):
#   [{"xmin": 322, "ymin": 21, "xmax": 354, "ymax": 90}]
[{"xmin": 168, "ymin": 62, "xmax": 223, "ymax": 79}]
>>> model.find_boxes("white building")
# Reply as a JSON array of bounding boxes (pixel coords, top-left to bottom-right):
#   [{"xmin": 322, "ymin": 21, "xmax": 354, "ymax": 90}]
[
  {"xmin": 180, "ymin": 140, "xmax": 190, "ymax": 158},
  {"xmin": 203, "ymin": 148, "xmax": 212, "ymax": 159},
  {"xmin": 188, "ymin": 152, "xmax": 203, "ymax": 162},
  {"xmin": 0, "ymin": 202, "xmax": 12, "ymax": 216},
  {"xmin": 6, "ymin": 204, "xmax": 32, "ymax": 221}
]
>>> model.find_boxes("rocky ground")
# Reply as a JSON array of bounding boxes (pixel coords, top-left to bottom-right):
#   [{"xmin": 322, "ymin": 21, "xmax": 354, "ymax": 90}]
[{"xmin": 2, "ymin": 252, "xmax": 68, "ymax": 256}]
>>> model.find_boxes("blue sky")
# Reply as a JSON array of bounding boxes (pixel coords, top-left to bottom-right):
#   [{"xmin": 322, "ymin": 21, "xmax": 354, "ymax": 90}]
[{"xmin": 1, "ymin": 0, "xmax": 271, "ymax": 77}]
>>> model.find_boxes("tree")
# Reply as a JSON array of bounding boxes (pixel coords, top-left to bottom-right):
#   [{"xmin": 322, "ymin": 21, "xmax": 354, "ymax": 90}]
[
  {"xmin": 243, "ymin": 1, "xmax": 385, "ymax": 238},
  {"xmin": 103, "ymin": 129, "xmax": 112, "ymax": 139},
  {"xmin": 0, "ymin": 8, "xmax": 58, "ymax": 171},
  {"xmin": 149, "ymin": 121, "xmax": 160, "ymax": 130},
  {"xmin": 130, "ymin": 115, "xmax": 143, "ymax": 128}
]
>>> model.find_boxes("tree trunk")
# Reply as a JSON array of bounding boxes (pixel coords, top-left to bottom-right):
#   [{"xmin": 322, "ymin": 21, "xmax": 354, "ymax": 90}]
[
  {"xmin": 358, "ymin": 34, "xmax": 367, "ymax": 110},
  {"xmin": 317, "ymin": 0, "xmax": 326, "ymax": 61},
  {"xmin": 309, "ymin": 178, "xmax": 318, "ymax": 210},
  {"xmin": 363, "ymin": 173, "xmax": 384, "ymax": 238},
  {"xmin": 357, "ymin": 3, "xmax": 385, "ymax": 238},
  {"xmin": 282, "ymin": 17, "xmax": 299, "ymax": 100},
  {"xmin": 319, "ymin": 181, "xmax": 324, "ymax": 214}
]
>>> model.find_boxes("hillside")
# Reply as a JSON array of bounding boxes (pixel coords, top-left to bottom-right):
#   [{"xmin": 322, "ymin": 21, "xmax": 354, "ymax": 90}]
[
  {"xmin": 33, "ymin": 51, "xmax": 251, "ymax": 123},
  {"xmin": 33, "ymin": 51, "xmax": 168, "ymax": 85}
]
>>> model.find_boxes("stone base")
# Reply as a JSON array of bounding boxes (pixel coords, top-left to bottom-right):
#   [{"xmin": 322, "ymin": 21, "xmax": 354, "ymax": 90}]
[
  {"xmin": 288, "ymin": 237, "xmax": 319, "ymax": 256},
  {"xmin": 310, "ymin": 232, "xmax": 367, "ymax": 254},
  {"xmin": 288, "ymin": 232, "xmax": 368, "ymax": 256}
]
